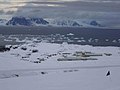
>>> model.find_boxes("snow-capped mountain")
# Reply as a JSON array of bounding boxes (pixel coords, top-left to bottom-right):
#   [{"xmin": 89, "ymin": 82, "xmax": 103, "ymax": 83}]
[
  {"xmin": 83, "ymin": 20, "xmax": 102, "ymax": 27},
  {"xmin": 6, "ymin": 17, "xmax": 49, "ymax": 26},
  {"xmin": 0, "ymin": 17, "xmax": 103, "ymax": 27},
  {"xmin": 30, "ymin": 18, "xmax": 49, "ymax": 25},
  {"xmin": 49, "ymin": 19, "xmax": 103, "ymax": 27},
  {"xmin": 0, "ymin": 19, "xmax": 8, "ymax": 26},
  {"xmin": 49, "ymin": 19, "xmax": 82, "ymax": 27},
  {"xmin": 90, "ymin": 21, "xmax": 100, "ymax": 26},
  {"xmin": 6, "ymin": 17, "xmax": 31, "ymax": 26}
]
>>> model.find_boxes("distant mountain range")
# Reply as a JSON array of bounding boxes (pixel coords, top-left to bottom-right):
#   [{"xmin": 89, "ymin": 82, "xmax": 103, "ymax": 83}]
[
  {"xmin": 6, "ymin": 17, "xmax": 49, "ymax": 26},
  {"xmin": 49, "ymin": 19, "xmax": 102, "ymax": 27},
  {"xmin": 50, "ymin": 20, "xmax": 82, "ymax": 27},
  {"xmin": 0, "ymin": 17, "xmax": 103, "ymax": 27}
]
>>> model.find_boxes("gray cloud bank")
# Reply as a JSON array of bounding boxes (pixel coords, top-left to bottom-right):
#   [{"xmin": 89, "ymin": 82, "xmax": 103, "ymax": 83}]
[
  {"xmin": 1, "ymin": 0, "xmax": 120, "ymax": 27},
  {"xmin": 14, "ymin": 0, "xmax": 120, "ymax": 18}
]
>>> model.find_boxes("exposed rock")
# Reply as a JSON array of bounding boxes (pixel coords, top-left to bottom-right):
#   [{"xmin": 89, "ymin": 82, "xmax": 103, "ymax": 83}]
[
  {"xmin": 0, "ymin": 46, "xmax": 10, "ymax": 52},
  {"xmin": 6, "ymin": 17, "xmax": 49, "ymax": 26},
  {"xmin": 90, "ymin": 20, "xmax": 101, "ymax": 26},
  {"xmin": 32, "ymin": 49, "xmax": 38, "ymax": 53},
  {"xmin": 21, "ymin": 47, "xmax": 27, "ymax": 50}
]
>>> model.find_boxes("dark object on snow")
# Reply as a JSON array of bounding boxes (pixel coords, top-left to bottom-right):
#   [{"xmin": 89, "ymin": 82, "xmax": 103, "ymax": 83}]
[
  {"xmin": 12, "ymin": 46, "xmax": 19, "ymax": 49},
  {"xmin": 104, "ymin": 53, "xmax": 112, "ymax": 56},
  {"xmin": 0, "ymin": 46, "xmax": 10, "ymax": 52},
  {"xmin": 21, "ymin": 47, "xmax": 27, "ymax": 50},
  {"xmin": 12, "ymin": 74, "xmax": 19, "ymax": 77},
  {"xmin": 41, "ymin": 72, "xmax": 47, "ymax": 74},
  {"xmin": 33, "ymin": 61, "xmax": 41, "ymax": 63},
  {"xmin": 106, "ymin": 71, "xmax": 110, "ymax": 76},
  {"xmin": 15, "ymin": 74, "xmax": 19, "ymax": 77},
  {"xmin": 32, "ymin": 49, "xmax": 38, "ymax": 53}
]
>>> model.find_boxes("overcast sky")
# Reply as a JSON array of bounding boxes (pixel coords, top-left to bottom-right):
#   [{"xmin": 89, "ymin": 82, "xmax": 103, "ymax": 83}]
[{"xmin": 0, "ymin": 0, "xmax": 120, "ymax": 27}]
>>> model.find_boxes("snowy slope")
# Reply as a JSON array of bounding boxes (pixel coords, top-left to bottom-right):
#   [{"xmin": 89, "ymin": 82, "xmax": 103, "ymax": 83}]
[
  {"xmin": 0, "ymin": 68, "xmax": 120, "ymax": 90},
  {"xmin": 48, "ymin": 19, "xmax": 103, "ymax": 28},
  {"xmin": 0, "ymin": 19, "xmax": 7, "ymax": 26},
  {"xmin": 49, "ymin": 19, "xmax": 82, "ymax": 27},
  {"xmin": 0, "ymin": 40, "xmax": 120, "ymax": 90}
]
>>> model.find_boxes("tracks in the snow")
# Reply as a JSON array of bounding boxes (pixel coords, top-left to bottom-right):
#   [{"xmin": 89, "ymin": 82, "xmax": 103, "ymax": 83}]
[{"xmin": 0, "ymin": 65, "xmax": 120, "ymax": 79}]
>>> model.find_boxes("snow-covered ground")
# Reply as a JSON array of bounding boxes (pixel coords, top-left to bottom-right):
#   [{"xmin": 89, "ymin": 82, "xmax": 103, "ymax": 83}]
[{"xmin": 0, "ymin": 41, "xmax": 120, "ymax": 90}]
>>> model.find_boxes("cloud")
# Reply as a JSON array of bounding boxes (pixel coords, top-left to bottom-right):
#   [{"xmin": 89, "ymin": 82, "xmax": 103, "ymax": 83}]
[
  {"xmin": 1, "ymin": 0, "xmax": 120, "ymax": 25},
  {"xmin": 0, "ymin": 10, "xmax": 4, "ymax": 14},
  {"xmin": 13, "ymin": 0, "xmax": 120, "ymax": 20}
]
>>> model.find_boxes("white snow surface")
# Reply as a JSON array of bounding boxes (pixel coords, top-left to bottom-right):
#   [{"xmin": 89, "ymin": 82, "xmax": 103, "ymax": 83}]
[{"xmin": 0, "ymin": 42, "xmax": 120, "ymax": 90}]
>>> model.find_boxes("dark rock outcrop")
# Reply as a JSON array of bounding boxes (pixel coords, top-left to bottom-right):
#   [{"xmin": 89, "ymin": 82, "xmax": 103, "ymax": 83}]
[
  {"xmin": 90, "ymin": 21, "xmax": 101, "ymax": 26},
  {"xmin": 0, "ymin": 46, "xmax": 10, "ymax": 52},
  {"xmin": 6, "ymin": 17, "xmax": 49, "ymax": 26},
  {"xmin": 6, "ymin": 17, "xmax": 32, "ymax": 26}
]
